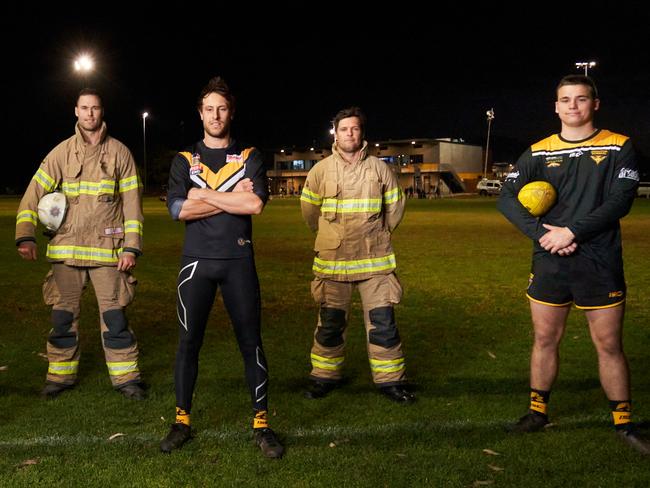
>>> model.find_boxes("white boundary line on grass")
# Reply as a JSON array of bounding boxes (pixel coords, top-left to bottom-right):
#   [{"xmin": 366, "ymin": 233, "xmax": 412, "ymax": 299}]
[{"xmin": 0, "ymin": 415, "xmax": 608, "ymax": 448}]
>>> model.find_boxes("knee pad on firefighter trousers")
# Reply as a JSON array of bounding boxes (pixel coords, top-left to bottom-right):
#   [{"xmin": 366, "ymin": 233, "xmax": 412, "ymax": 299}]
[
  {"xmin": 102, "ymin": 309, "xmax": 134, "ymax": 349},
  {"xmin": 368, "ymin": 306, "xmax": 401, "ymax": 348},
  {"xmin": 316, "ymin": 307, "xmax": 346, "ymax": 347},
  {"xmin": 48, "ymin": 309, "xmax": 76, "ymax": 348}
]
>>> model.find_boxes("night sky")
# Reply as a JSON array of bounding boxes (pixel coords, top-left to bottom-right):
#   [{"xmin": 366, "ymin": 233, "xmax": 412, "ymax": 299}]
[{"xmin": 3, "ymin": 9, "xmax": 650, "ymax": 191}]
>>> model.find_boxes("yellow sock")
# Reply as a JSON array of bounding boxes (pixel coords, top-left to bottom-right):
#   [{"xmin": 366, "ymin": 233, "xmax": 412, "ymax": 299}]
[
  {"xmin": 253, "ymin": 410, "xmax": 268, "ymax": 429},
  {"xmin": 529, "ymin": 389, "xmax": 550, "ymax": 417},
  {"xmin": 176, "ymin": 407, "xmax": 190, "ymax": 426},
  {"xmin": 610, "ymin": 401, "xmax": 632, "ymax": 430}
]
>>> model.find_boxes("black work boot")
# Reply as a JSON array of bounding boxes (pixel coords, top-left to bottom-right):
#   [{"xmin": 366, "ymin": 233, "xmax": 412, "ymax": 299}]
[
  {"xmin": 304, "ymin": 379, "xmax": 339, "ymax": 399},
  {"xmin": 379, "ymin": 384, "xmax": 416, "ymax": 404},
  {"xmin": 40, "ymin": 382, "xmax": 73, "ymax": 399},
  {"xmin": 118, "ymin": 383, "xmax": 146, "ymax": 400},
  {"xmin": 254, "ymin": 428, "xmax": 284, "ymax": 459},
  {"xmin": 160, "ymin": 423, "xmax": 192, "ymax": 453}
]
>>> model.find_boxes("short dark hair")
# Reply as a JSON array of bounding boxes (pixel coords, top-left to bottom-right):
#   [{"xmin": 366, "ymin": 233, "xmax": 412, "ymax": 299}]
[
  {"xmin": 332, "ymin": 107, "xmax": 366, "ymax": 134},
  {"xmin": 556, "ymin": 75, "xmax": 599, "ymax": 99},
  {"xmin": 197, "ymin": 76, "xmax": 236, "ymax": 111},
  {"xmin": 77, "ymin": 87, "xmax": 102, "ymax": 106}
]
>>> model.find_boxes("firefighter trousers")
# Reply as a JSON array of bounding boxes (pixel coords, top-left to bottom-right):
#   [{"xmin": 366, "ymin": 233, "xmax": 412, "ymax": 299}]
[
  {"xmin": 309, "ymin": 273, "xmax": 407, "ymax": 386},
  {"xmin": 42, "ymin": 263, "xmax": 140, "ymax": 387}
]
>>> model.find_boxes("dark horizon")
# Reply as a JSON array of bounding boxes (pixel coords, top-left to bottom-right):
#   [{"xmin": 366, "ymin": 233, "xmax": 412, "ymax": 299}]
[{"xmin": 3, "ymin": 11, "xmax": 650, "ymax": 191}]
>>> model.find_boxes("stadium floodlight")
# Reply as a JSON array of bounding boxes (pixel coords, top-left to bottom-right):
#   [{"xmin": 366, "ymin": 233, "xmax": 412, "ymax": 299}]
[
  {"xmin": 575, "ymin": 61, "xmax": 596, "ymax": 76},
  {"xmin": 74, "ymin": 54, "xmax": 94, "ymax": 73}
]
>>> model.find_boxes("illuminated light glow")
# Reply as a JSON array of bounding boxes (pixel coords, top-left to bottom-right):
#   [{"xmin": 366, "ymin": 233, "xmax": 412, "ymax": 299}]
[{"xmin": 74, "ymin": 54, "xmax": 94, "ymax": 73}]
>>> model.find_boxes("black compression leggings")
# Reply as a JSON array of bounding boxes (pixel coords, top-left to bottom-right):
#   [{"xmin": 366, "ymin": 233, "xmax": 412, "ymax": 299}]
[{"xmin": 174, "ymin": 255, "xmax": 268, "ymax": 413}]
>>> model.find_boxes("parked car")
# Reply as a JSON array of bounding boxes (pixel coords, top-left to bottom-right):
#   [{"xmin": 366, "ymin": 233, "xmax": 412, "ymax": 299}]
[
  {"xmin": 476, "ymin": 179, "xmax": 502, "ymax": 196},
  {"xmin": 637, "ymin": 182, "xmax": 650, "ymax": 198}
]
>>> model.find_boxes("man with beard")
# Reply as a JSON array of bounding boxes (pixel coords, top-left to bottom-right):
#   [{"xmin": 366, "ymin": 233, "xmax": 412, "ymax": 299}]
[
  {"xmin": 300, "ymin": 107, "xmax": 415, "ymax": 404},
  {"xmin": 15, "ymin": 88, "xmax": 145, "ymax": 400},
  {"xmin": 160, "ymin": 77, "xmax": 283, "ymax": 458}
]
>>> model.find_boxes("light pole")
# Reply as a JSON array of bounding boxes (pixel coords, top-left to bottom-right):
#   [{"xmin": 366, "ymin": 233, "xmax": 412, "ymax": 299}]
[
  {"xmin": 575, "ymin": 61, "xmax": 596, "ymax": 76},
  {"xmin": 483, "ymin": 108, "xmax": 495, "ymax": 179},
  {"xmin": 142, "ymin": 112, "xmax": 149, "ymax": 193}
]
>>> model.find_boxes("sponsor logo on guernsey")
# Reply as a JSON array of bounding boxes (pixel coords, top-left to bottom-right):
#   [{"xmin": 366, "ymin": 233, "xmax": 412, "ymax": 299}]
[
  {"xmin": 618, "ymin": 168, "xmax": 640, "ymax": 181},
  {"xmin": 190, "ymin": 164, "xmax": 202, "ymax": 176},
  {"xmin": 545, "ymin": 156, "xmax": 562, "ymax": 168},
  {"xmin": 505, "ymin": 171, "xmax": 519, "ymax": 181},
  {"xmin": 226, "ymin": 153, "xmax": 244, "ymax": 163},
  {"xmin": 590, "ymin": 149, "xmax": 608, "ymax": 165},
  {"xmin": 569, "ymin": 150, "xmax": 584, "ymax": 158}
]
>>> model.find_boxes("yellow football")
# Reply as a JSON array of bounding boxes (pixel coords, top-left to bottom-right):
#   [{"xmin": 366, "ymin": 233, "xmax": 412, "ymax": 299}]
[{"xmin": 517, "ymin": 181, "xmax": 557, "ymax": 217}]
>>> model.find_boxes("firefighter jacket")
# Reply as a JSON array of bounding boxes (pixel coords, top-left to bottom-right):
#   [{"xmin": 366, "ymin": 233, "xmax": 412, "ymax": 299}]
[
  {"xmin": 301, "ymin": 141, "xmax": 405, "ymax": 282},
  {"xmin": 16, "ymin": 123, "xmax": 143, "ymax": 266}
]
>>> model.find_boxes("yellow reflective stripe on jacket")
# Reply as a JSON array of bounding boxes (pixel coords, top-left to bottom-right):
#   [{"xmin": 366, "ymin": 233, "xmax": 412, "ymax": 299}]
[
  {"xmin": 300, "ymin": 188, "xmax": 322, "ymax": 205},
  {"xmin": 310, "ymin": 353, "xmax": 344, "ymax": 371},
  {"xmin": 17, "ymin": 210, "xmax": 38, "ymax": 225},
  {"xmin": 119, "ymin": 175, "xmax": 140, "ymax": 193},
  {"xmin": 313, "ymin": 254, "xmax": 396, "ymax": 276},
  {"xmin": 33, "ymin": 168, "xmax": 56, "ymax": 192},
  {"xmin": 370, "ymin": 357, "xmax": 405, "ymax": 373},
  {"xmin": 106, "ymin": 361, "xmax": 139, "ymax": 376},
  {"xmin": 48, "ymin": 361, "xmax": 79, "ymax": 375},
  {"xmin": 321, "ymin": 198, "xmax": 382, "ymax": 213},
  {"xmin": 383, "ymin": 187, "xmax": 401, "ymax": 204},
  {"xmin": 46, "ymin": 245, "xmax": 122, "ymax": 263},
  {"xmin": 62, "ymin": 179, "xmax": 116, "ymax": 197},
  {"xmin": 124, "ymin": 220, "xmax": 143, "ymax": 236}
]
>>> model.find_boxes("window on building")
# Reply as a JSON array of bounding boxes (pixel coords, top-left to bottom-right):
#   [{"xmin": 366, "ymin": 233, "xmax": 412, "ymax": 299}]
[
  {"xmin": 277, "ymin": 161, "xmax": 291, "ymax": 170},
  {"xmin": 411, "ymin": 154, "xmax": 424, "ymax": 163},
  {"xmin": 292, "ymin": 160, "xmax": 305, "ymax": 170}
]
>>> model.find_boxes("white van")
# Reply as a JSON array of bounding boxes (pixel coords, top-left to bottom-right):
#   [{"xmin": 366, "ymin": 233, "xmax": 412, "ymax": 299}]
[{"xmin": 476, "ymin": 179, "xmax": 502, "ymax": 196}]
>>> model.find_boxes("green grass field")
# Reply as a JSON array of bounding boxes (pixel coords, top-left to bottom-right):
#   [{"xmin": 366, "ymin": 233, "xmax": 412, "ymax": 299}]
[{"xmin": 1, "ymin": 196, "xmax": 650, "ymax": 487}]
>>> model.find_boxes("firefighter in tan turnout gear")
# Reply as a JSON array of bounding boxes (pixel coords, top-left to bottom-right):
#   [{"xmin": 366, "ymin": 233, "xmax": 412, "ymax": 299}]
[
  {"xmin": 15, "ymin": 88, "xmax": 146, "ymax": 400},
  {"xmin": 301, "ymin": 107, "xmax": 415, "ymax": 403}
]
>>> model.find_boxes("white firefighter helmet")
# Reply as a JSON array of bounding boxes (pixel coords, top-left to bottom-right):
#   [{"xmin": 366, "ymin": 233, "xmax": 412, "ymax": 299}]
[{"xmin": 37, "ymin": 191, "xmax": 67, "ymax": 231}]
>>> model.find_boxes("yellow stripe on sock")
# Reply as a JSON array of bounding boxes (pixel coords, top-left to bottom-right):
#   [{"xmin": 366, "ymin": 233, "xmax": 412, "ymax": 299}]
[
  {"xmin": 613, "ymin": 410, "xmax": 632, "ymax": 426},
  {"xmin": 176, "ymin": 407, "xmax": 190, "ymax": 426},
  {"xmin": 253, "ymin": 410, "xmax": 268, "ymax": 429},
  {"xmin": 530, "ymin": 392, "xmax": 548, "ymax": 415}
]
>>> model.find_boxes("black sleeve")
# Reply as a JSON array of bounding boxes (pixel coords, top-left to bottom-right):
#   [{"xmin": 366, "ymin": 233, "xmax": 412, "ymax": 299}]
[
  {"xmin": 496, "ymin": 148, "xmax": 546, "ymax": 241},
  {"xmin": 569, "ymin": 140, "xmax": 639, "ymax": 242},
  {"xmin": 167, "ymin": 153, "xmax": 192, "ymax": 220},
  {"xmin": 244, "ymin": 148, "xmax": 269, "ymax": 206}
]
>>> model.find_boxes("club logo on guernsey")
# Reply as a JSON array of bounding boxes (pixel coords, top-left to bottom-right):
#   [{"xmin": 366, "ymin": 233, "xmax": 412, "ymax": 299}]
[
  {"xmin": 226, "ymin": 154, "xmax": 244, "ymax": 164},
  {"xmin": 590, "ymin": 150, "xmax": 608, "ymax": 165},
  {"xmin": 545, "ymin": 156, "xmax": 562, "ymax": 168}
]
